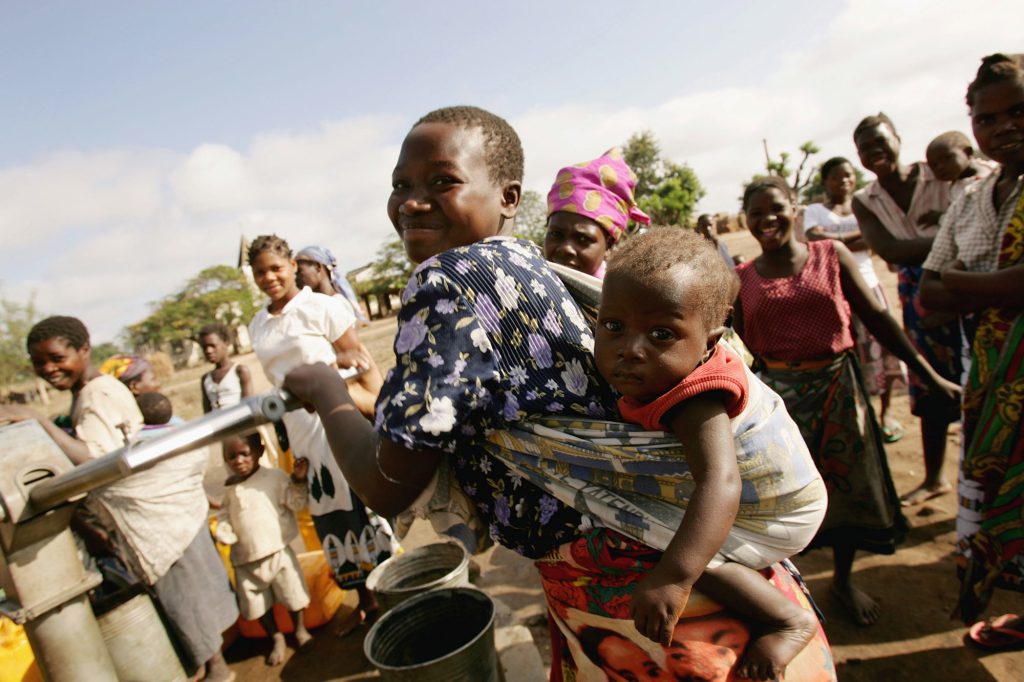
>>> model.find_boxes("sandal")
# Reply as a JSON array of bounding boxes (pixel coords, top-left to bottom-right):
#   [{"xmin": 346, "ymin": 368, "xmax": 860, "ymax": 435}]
[
  {"xmin": 967, "ymin": 613, "xmax": 1024, "ymax": 651},
  {"xmin": 882, "ymin": 420, "xmax": 904, "ymax": 443}
]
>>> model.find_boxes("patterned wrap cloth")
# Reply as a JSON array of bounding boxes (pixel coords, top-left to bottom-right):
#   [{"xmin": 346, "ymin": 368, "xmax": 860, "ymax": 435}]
[
  {"xmin": 956, "ymin": 182, "xmax": 1024, "ymax": 621},
  {"xmin": 485, "ymin": 263, "xmax": 836, "ymax": 681},
  {"xmin": 546, "ymin": 147, "xmax": 650, "ymax": 244},
  {"xmin": 295, "ymin": 244, "xmax": 368, "ymax": 322},
  {"xmin": 99, "ymin": 354, "xmax": 152, "ymax": 385}
]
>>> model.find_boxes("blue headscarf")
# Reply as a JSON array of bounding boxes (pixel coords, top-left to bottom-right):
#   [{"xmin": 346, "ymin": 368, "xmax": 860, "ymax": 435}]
[{"xmin": 295, "ymin": 245, "xmax": 367, "ymax": 322}]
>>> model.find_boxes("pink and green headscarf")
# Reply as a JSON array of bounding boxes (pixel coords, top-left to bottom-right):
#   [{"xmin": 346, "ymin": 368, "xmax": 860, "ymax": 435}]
[{"xmin": 546, "ymin": 147, "xmax": 650, "ymax": 244}]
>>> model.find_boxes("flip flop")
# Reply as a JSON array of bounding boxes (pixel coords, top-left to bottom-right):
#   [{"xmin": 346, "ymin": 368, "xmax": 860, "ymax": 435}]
[
  {"xmin": 967, "ymin": 613, "xmax": 1024, "ymax": 651},
  {"xmin": 882, "ymin": 420, "xmax": 904, "ymax": 443}
]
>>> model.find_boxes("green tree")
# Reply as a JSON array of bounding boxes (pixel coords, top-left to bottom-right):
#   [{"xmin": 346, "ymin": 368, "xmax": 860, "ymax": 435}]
[
  {"xmin": 623, "ymin": 131, "xmax": 706, "ymax": 226},
  {"xmin": 0, "ymin": 293, "xmax": 39, "ymax": 389},
  {"xmin": 354, "ymin": 238, "xmax": 415, "ymax": 299},
  {"xmin": 128, "ymin": 265, "xmax": 259, "ymax": 349},
  {"xmin": 761, "ymin": 140, "xmax": 821, "ymax": 196},
  {"xmin": 513, "ymin": 190, "xmax": 548, "ymax": 246}
]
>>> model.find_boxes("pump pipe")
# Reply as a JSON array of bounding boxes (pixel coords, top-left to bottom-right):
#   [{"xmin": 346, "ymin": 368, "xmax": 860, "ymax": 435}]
[{"xmin": 27, "ymin": 390, "xmax": 298, "ymax": 516}]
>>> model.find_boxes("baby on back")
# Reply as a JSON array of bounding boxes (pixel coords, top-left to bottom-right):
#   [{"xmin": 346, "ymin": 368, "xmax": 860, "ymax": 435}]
[{"xmin": 594, "ymin": 227, "xmax": 828, "ymax": 680}]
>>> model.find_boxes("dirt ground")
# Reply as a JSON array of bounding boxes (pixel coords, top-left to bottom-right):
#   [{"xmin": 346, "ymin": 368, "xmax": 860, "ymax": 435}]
[{"xmin": 31, "ymin": 231, "xmax": 1024, "ymax": 680}]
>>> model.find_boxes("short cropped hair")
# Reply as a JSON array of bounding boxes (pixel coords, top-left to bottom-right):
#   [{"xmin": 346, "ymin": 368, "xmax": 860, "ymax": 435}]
[
  {"xmin": 742, "ymin": 175, "xmax": 794, "ymax": 211},
  {"xmin": 967, "ymin": 53, "xmax": 1024, "ymax": 108},
  {"xmin": 198, "ymin": 323, "xmax": 231, "ymax": 343},
  {"xmin": 247, "ymin": 234, "xmax": 291, "ymax": 265},
  {"xmin": 26, "ymin": 316, "xmax": 90, "ymax": 351},
  {"xmin": 853, "ymin": 112, "xmax": 898, "ymax": 142},
  {"xmin": 415, "ymin": 106, "xmax": 524, "ymax": 186},
  {"xmin": 137, "ymin": 392, "xmax": 173, "ymax": 426},
  {"xmin": 606, "ymin": 226, "xmax": 739, "ymax": 329},
  {"xmin": 927, "ymin": 131, "xmax": 972, "ymax": 154},
  {"xmin": 223, "ymin": 431, "xmax": 265, "ymax": 458},
  {"xmin": 819, "ymin": 157, "xmax": 853, "ymax": 181}
]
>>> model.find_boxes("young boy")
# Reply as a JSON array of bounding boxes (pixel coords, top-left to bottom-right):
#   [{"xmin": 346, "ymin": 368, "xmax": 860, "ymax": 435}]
[
  {"xmin": 594, "ymin": 227, "xmax": 827, "ymax": 681},
  {"xmin": 216, "ymin": 433, "xmax": 313, "ymax": 665},
  {"xmin": 926, "ymin": 130, "xmax": 998, "ymax": 202}
]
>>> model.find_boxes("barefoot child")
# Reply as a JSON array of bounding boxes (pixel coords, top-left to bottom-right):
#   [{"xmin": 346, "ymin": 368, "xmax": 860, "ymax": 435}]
[
  {"xmin": 199, "ymin": 323, "xmax": 253, "ymax": 413},
  {"xmin": 595, "ymin": 227, "xmax": 827, "ymax": 680},
  {"xmin": 737, "ymin": 177, "xmax": 960, "ymax": 627},
  {"xmin": 216, "ymin": 433, "xmax": 313, "ymax": 665}
]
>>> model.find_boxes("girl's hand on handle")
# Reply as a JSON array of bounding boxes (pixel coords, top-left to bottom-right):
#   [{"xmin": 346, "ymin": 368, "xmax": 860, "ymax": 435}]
[
  {"xmin": 630, "ymin": 566, "xmax": 692, "ymax": 646},
  {"xmin": 0, "ymin": 404, "xmax": 40, "ymax": 424},
  {"xmin": 291, "ymin": 457, "xmax": 310, "ymax": 483},
  {"xmin": 336, "ymin": 348, "xmax": 371, "ymax": 372}
]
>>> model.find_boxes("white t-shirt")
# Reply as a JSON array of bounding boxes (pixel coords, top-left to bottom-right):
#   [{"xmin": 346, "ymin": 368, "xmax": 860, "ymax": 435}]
[
  {"xmin": 804, "ymin": 203, "xmax": 879, "ymax": 288},
  {"xmin": 249, "ymin": 287, "xmax": 357, "ymax": 387},
  {"xmin": 249, "ymin": 286, "xmax": 358, "ymax": 515}
]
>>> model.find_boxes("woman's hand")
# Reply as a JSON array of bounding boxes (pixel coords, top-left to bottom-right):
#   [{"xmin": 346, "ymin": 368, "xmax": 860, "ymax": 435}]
[
  {"xmin": 335, "ymin": 347, "xmax": 372, "ymax": 372},
  {"xmin": 631, "ymin": 565, "xmax": 692, "ymax": 646},
  {"xmin": 929, "ymin": 374, "xmax": 962, "ymax": 404}
]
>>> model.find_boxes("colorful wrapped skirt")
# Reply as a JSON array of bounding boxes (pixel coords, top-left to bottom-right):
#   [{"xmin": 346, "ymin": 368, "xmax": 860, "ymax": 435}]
[{"xmin": 759, "ymin": 352, "xmax": 907, "ymax": 554}]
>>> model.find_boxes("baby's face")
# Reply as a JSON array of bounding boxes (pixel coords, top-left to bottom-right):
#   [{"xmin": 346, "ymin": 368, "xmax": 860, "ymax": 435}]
[
  {"xmin": 223, "ymin": 439, "xmax": 259, "ymax": 478},
  {"xmin": 595, "ymin": 266, "xmax": 712, "ymax": 403},
  {"xmin": 926, "ymin": 144, "xmax": 971, "ymax": 182}
]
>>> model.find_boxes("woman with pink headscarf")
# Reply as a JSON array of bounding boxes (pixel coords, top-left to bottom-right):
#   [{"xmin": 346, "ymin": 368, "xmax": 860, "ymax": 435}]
[{"xmin": 543, "ymin": 148, "xmax": 650, "ymax": 278}]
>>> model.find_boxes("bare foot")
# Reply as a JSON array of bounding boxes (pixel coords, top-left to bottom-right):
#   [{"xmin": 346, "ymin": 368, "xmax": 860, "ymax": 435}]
[
  {"xmin": 830, "ymin": 582, "xmax": 880, "ymax": 625},
  {"xmin": 899, "ymin": 481, "xmax": 952, "ymax": 507},
  {"xmin": 266, "ymin": 632, "xmax": 287, "ymax": 666},
  {"xmin": 295, "ymin": 625, "xmax": 314, "ymax": 651},
  {"xmin": 204, "ymin": 652, "xmax": 235, "ymax": 682},
  {"xmin": 735, "ymin": 609, "xmax": 818, "ymax": 680}
]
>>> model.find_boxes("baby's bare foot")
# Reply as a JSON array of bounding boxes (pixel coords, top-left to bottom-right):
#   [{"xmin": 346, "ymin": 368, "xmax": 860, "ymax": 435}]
[
  {"xmin": 735, "ymin": 609, "xmax": 818, "ymax": 680},
  {"xmin": 831, "ymin": 581, "xmax": 880, "ymax": 625},
  {"xmin": 295, "ymin": 626, "xmax": 314, "ymax": 651},
  {"xmin": 266, "ymin": 632, "xmax": 287, "ymax": 666}
]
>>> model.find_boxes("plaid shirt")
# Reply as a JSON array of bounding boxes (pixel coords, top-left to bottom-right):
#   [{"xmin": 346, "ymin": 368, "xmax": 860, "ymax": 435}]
[{"xmin": 923, "ymin": 170, "xmax": 1024, "ymax": 273}]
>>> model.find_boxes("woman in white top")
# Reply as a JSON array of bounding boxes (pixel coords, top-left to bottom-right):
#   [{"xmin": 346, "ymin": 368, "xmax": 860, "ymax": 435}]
[
  {"xmin": 805, "ymin": 157, "xmax": 908, "ymax": 443},
  {"xmin": 246, "ymin": 234, "xmax": 394, "ymax": 623}
]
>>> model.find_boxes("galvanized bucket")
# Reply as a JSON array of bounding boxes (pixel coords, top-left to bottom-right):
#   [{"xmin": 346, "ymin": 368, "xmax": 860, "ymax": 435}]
[
  {"xmin": 364, "ymin": 587, "xmax": 498, "ymax": 682},
  {"xmin": 97, "ymin": 592, "xmax": 186, "ymax": 682},
  {"xmin": 365, "ymin": 541, "xmax": 469, "ymax": 613}
]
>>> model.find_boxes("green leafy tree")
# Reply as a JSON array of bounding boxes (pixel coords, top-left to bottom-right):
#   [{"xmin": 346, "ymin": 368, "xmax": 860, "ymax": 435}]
[
  {"xmin": 513, "ymin": 190, "xmax": 548, "ymax": 246},
  {"xmin": 128, "ymin": 265, "xmax": 259, "ymax": 349},
  {"xmin": 354, "ymin": 238, "xmax": 415, "ymax": 298},
  {"xmin": 0, "ymin": 293, "xmax": 39, "ymax": 389},
  {"xmin": 623, "ymin": 131, "xmax": 705, "ymax": 226}
]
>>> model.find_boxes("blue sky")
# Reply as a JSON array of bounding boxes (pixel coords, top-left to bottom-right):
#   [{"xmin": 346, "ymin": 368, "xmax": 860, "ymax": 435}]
[{"xmin": 1, "ymin": 1, "xmax": 1020, "ymax": 342}]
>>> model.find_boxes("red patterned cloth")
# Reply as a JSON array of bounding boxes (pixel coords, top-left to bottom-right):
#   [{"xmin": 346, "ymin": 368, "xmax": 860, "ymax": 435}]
[
  {"xmin": 737, "ymin": 240, "xmax": 854, "ymax": 362},
  {"xmin": 618, "ymin": 345, "xmax": 749, "ymax": 430}
]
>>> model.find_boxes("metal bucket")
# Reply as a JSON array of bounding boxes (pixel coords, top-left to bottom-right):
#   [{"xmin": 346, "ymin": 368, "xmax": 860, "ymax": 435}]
[
  {"xmin": 364, "ymin": 587, "xmax": 498, "ymax": 682},
  {"xmin": 365, "ymin": 541, "xmax": 469, "ymax": 612},
  {"xmin": 97, "ymin": 593, "xmax": 186, "ymax": 682}
]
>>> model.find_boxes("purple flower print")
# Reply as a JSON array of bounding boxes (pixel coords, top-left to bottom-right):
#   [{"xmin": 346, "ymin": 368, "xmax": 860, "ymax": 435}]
[{"xmin": 528, "ymin": 333, "xmax": 553, "ymax": 368}]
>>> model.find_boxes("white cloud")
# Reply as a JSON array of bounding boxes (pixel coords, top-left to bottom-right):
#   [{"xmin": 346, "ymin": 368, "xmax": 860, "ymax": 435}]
[{"xmin": 1, "ymin": 0, "xmax": 1020, "ymax": 342}]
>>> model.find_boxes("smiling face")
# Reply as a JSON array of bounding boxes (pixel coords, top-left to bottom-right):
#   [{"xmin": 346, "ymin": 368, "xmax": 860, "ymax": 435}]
[
  {"xmin": 222, "ymin": 436, "xmax": 261, "ymax": 479},
  {"xmin": 387, "ymin": 122, "xmax": 520, "ymax": 264},
  {"xmin": 855, "ymin": 123, "xmax": 901, "ymax": 178},
  {"xmin": 544, "ymin": 212, "xmax": 610, "ymax": 275},
  {"xmin": 971, "ymin": 78, "xmax": 1024, "ymax": 172},
  {"xmin": 251, "ymin": 251, "xmax": 300, "ymax": 305},
  {"xmin": 745, "ymin": 187, "xmax": 796, "ymax": 252},
  {"xmin": 29, "ymin": 337, "xmax": 89, "ymax": 392},
  {"xmin": 595, "ymin": 265, "xmax": 714, "ymax": 402},
  {"xmin": 824, "ymin": 162, "xmax": 857, "ymax": 202}
]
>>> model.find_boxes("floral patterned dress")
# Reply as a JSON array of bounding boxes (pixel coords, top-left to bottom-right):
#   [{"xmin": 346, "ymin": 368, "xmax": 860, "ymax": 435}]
[{"xmin": 375, "ymin": 237, "xmax": 618, "ymax": 558}]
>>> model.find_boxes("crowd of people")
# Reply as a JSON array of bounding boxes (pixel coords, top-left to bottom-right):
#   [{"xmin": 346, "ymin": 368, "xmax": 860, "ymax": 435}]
[{"xmin": 0, "ymin": 51, "xmax": 1021, "ymax": 681}]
